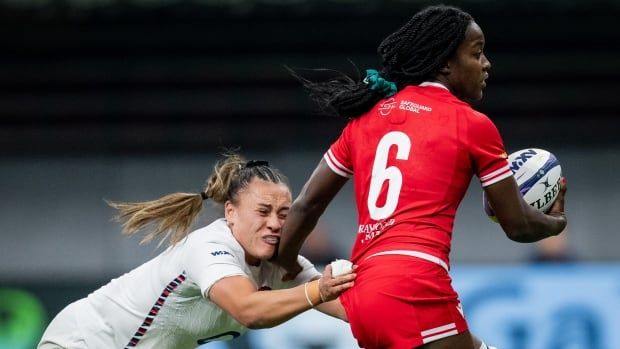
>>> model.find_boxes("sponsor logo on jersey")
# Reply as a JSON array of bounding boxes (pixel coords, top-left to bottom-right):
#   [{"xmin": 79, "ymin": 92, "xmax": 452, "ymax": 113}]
[
  {"xmin": 399, "ymin": 100, "xmax": 432, "ymax": 113},
  {"xmin": 210, "ymin": 250, "xmax": 231, "ymax": 256},
  {"xmin": 358, "ymin": 218, "xmax": 396, "ymax": 244},
  {"xmin": 378, "ymin": 98, "xmax": 397, "ymax": 116}
]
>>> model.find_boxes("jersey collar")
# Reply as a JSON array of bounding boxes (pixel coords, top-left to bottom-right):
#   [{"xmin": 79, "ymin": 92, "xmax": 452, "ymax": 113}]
[{"xmin": 419, "ymin": 81, "xmax": 449, "ymax": 91}]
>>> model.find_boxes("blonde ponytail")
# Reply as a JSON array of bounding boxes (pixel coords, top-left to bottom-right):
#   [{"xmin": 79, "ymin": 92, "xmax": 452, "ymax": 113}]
[
  {"xmin": 108, "ymin": 192, "xmax": 204, "ymax": 246},
  {"xmin": 204, "ymin": 153, "xmax": 245, "ymax": 204},
  {"xmin": 108, "ymin": 151, "xmax": 287, "ymax": 247}
]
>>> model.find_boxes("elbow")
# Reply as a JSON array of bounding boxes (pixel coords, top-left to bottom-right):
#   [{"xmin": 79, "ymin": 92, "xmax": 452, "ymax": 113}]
[
  {"xmin": 237, "ymin": 317, "xmax": 261, "ymax": 330},
  {"xmin": 243, "ymin": 320, "xmax": 267, "ymax": 330},
  {"xmin": 236, "ymin": 311, "xmax": 272, "ymax": 330}
]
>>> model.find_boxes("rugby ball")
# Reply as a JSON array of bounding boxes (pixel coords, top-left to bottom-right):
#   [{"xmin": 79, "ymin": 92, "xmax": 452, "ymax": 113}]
[{"xmin": 484, "ymin": 148, "xmax": 562, "ymax": 222}]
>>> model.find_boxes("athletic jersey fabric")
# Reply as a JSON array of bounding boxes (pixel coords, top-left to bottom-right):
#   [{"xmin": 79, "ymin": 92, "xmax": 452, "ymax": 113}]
[
  {"xmin": 39, "ymin": 218, "xmax": 320, "ymax": 349},
  {"xmin": 324, "ymin": 82, "xmax": 511, "ymax": 269},
  {"xmin": 326, "ymin": 82, "xmax": 511, "ymax": 348}
]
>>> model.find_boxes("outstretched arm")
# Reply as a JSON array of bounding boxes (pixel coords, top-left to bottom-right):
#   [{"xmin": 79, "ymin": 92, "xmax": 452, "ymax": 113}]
[
  {"xmin": 208, "ymin": 264, "xmax": 355, "ymax": 329},
  {"xmin": 485, "ymin": 176, "xmax": 567, "ymax": 242},
  {"xmin": 274, "ymin": 159, "xmax": 348, "ymax": 273}
]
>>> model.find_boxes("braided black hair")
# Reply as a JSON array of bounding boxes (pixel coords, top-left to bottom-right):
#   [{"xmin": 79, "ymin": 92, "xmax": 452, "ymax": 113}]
[
  {"xmin": 291, "ymin": 5, "xmax": 473, "ymax": 119},
  {"xmin": 379, "ymin": 5, "xmax": 473, "ymax": 88}
]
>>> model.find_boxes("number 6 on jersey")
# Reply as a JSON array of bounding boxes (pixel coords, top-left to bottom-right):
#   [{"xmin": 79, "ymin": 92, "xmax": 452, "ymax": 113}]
[{"xmin": 367, "ymin": 131, "xmax": 411, "ymax": 220}]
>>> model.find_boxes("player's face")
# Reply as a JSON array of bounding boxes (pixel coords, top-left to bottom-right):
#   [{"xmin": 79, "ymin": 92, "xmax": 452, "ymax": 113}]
[
  {"xmin": 445, "ymin": 21, "xmax": 491, "ymax": 101},
  {"xmin": 225, "ymin": 178, "xmax": 291, "ymax": 266}
]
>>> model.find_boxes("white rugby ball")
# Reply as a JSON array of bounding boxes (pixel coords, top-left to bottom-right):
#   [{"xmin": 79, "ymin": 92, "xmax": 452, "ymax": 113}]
[
  {"xmin": 484, "ymin": 148, "xmax": 562, "ymax": 221},
  {"xmin": 330, "ymin": 259, "xmax": 353, "ymax": 277}
]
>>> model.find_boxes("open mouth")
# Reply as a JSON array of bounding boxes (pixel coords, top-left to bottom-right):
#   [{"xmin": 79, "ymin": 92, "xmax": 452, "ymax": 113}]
[{"xmin": 263, "ymin": 236, "xmax": 280, "ymax": 245}]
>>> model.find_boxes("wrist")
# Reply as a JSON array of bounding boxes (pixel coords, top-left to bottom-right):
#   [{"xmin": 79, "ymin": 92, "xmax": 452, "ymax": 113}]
[
  {"xmin": 549, "ymin": 218, "xmax": 567, "ymax": 238},
  {"xmin": 548, "ymin": 211, "xmax": 567, "ymax": 234},
  {"xmin": 303, "ymin": 279, "xmax": 323, "ymax": 307},
  {"xmin": 317, "ymin": 278, "xmax": 327, "ymax": 303}
]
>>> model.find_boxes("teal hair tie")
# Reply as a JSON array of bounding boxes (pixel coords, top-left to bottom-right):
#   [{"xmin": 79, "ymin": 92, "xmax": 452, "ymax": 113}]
[{"xmin": 364, "ymin": 69, "xmax": 397, "ymax": 97}]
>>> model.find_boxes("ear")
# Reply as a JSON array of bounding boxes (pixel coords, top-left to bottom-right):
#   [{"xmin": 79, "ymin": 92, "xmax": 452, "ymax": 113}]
[
  {"xmin": 439, "ymin": 61, "xmax": 450, "ymax": 75},
  {"xmin": 224, "ymin": 200, "xmax": 236, "ymax": 224}
]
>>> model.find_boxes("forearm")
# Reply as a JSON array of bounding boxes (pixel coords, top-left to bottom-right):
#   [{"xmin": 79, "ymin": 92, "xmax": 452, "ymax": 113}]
[
  {"xmin": 504, "ymin": 206, "xmax": 567, "ymax": 243},
  {"xmin": 315, "ymin": 299, "xmax": 348, "ymax": 321},
  {"xmin": 486, "ymin": 176, "xmax": 567, "ymax": 243},
  {"xmin": 237, "ymin": 282, "xmax": 320, "ymax": 329},
  {"xmin": 276, "ymin": 200, "xmax": 324, "ymax": 268},
  {"xmin": 274, "ymin": 160, "xmax": 348, "ymax": 269}
]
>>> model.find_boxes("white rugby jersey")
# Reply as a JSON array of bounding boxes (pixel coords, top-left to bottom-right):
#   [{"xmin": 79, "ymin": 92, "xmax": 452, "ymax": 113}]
[{"xmin": 81, "ymin": 218, "xmax": 321, "ymax": 348}]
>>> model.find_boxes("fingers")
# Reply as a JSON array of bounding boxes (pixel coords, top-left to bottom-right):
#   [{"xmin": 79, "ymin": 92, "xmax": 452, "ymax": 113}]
[
  {"xmin": 556, "ymin": 177, "xmax": 567, "ymax": 198},
  {"xmin": 321, "ymin": 278, "xmax": 356, "ymax": 302},
  {"xmin": 319, "ymin": 265, "xmax": 357, "ymax": 302},
  {"xmin": 327, "ymin": 281, "xmax": 355, "ymax": 296},
  {"xmin": 323, "ymin": 263, "xmax": 333, "ymax": 277},
  {"xmin": 548, "ymin": 176, "xmax": 567, "ymax": 215},
  {"xmin": 548, "ymin": 199, "xmax": 565, "ymax": 216}
]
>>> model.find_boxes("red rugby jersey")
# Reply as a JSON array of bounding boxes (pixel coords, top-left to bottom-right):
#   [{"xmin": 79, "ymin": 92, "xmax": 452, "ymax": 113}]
[{"xmin": 324, "ymin": 83, "xmax": 512, "ymax": 267}]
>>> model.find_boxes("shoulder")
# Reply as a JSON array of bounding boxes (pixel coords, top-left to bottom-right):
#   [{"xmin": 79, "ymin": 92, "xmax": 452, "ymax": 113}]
[
  {"xmin": 450, "ymin": 103, "xmax": 495, "ymax": 127},
  {"xmin": 469, "ymin": 108, "xmax": 489, "ymax": 119},
  {"xmin": 191, "ymin": 219, "xmax": 234, "ymax": 244},
  {"xmin": 184, "ymin": 219, "xmax": 245, "ymax": 260},
  {"xmin": 467, "ymin": 110, "xmax": 498, "ymax": 130}
]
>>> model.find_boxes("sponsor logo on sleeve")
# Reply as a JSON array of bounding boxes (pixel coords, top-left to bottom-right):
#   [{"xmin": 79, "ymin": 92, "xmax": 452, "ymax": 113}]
[{"xmin": 210, "ymin": 250, "xmax": 232, "ymax": 257}]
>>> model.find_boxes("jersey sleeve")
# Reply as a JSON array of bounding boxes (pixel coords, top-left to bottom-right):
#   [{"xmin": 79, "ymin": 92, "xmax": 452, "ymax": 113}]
[
  {"xmin": 269, "ymin": 255, "xmax": 322, "ymax": 290},
  {"xmin": 468, "ymin": 112, "xmax": 512, "ymax": 187},
  {"xmin": 293, "ymin": 255, "xmax": 322, "ymax": 285},
  {"xmin": 324, "ymin": 122, "xmax": 354, "ymax": 178},
  {"xmin": 184, "ymin": 241, "xmax": 248, "ymax": 299}
]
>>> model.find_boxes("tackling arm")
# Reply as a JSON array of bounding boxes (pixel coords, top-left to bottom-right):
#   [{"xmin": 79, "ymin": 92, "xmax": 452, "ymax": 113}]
[{"xmin": 208, "ymin": 264, "xmax": 355, "ymax": 329}]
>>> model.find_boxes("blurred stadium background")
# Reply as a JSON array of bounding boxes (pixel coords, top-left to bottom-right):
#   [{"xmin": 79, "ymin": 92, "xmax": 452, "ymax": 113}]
[{"xmin": 1, "ymin": 0, "xmax": 619, "ymax": 348}]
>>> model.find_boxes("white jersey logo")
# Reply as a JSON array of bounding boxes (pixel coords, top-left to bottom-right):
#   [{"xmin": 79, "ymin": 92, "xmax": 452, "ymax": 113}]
[
  {"xmin": 399, "ymin": 100, "xmax": 432, "ymax": 114},
  {"xmin": 378, "ymin": 98, "xmax": 397, "ymax": 116}
]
